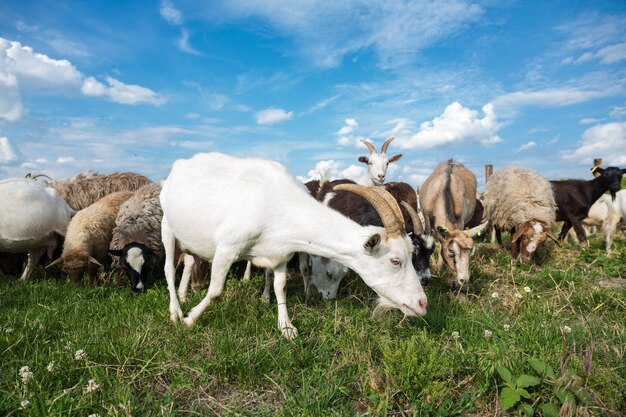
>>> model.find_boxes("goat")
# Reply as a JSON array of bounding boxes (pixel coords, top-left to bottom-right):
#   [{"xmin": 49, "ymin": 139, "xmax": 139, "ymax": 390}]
[
  {"xmin": 483, "ymin": 166, "xmax": 558, "ymax": 262},
  {"xmin": 551, "ymin": 166, "xmax": 625, "ymax": 244},
  {"xmin": 419, "ymin": 160, "xmax": 486, "ymax": 287},
  {"xmin": 358, "ymin": 138, "xmax": 402, "ymax": 186},
  {"xmin": 304, "ymin": 179, "xmax": 434, "ymax": 300},
  {"xmin": 30, "ymin": 171, "xmax": 151, "ymax": 211},
  {"xmin": 48, "ymin": 191, "xmax": 134, "ymax": 284},
  {"xmin": 160, "ymin": 152, "xmax": 428, "ymax": 339},
  {"xmin": 0, "ymin": 178, "xmax": 74, "ymax": 280},
  {"xmin": 567, "ymin": 191, "xmax": 624, "ymax": 251}
]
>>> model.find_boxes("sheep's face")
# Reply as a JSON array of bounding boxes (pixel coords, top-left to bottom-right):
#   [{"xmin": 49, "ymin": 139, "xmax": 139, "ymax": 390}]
[
  {"xmin": 511, "ymin": 221, "xmax": 558, "ymax": 263},
  {"xmin": 109, "ymin": 243, "xmax": 151, "ymax": 293},
  {"xmin": 61, "ymin": 248, "xmax": 90, "ymax": 283},
  {"xmin": 309, "ymin": 255, "xmax": 348, "ymax": 300}
]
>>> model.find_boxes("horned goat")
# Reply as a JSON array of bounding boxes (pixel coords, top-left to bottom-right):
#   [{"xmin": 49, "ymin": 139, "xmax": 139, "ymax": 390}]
[
  {"xmin": 48, "ymin": 191, "xmax": 134, "ymax": 284},
  {"xmin": 483, "ymin": 166, "xmax": 558, "ymax": 263},
  {"xmin": 0, "ymin": 179, "xmax": 74, "ymax": 280},
  {"xmin": 358, "ymin": 137, "xmax": 402, "ymax": 186},
  {"xmin": 419, "ymin": 160, "xmax": 486, "ymax": 287},
  {"xmin": 160, "ymin": 152, "xmax": 428, "ymax": 339}
]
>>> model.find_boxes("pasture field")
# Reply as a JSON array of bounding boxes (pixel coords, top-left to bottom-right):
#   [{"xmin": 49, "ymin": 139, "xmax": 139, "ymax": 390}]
[{"xmin": 1, "ymin": 236, "xmax": 625, "ymax": 416}]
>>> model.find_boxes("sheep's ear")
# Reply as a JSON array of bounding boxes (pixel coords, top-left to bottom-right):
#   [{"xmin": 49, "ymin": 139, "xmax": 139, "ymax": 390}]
[
  {"xmin": 388, "ymin": 154, "xmax": 403, "ymax": 163},
  {"xmin": 364, "ymin": 233, "xmax": 381, "ymax": 252},
  {"xmin": 88, "ymin": 256, "xmax": 103, "ymax": 267},
  {"xmin": 547, "ymin": 231, "xmax": 561, "ymax": 246},
  {"xmin": 358, "ymin": 156, "xmax": 369, "ymax": 164},
  {"xmin": 511, "ymin": 226, "xmax": 527, "ymax": 243},
  {"xmin": 109, "ymin": 249, "xmax": 123, "ymax": 257}
]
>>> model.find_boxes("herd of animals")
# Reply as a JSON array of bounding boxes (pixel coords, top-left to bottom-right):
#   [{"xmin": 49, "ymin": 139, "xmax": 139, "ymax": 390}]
[{"xmin": 1, "ymin": 138, "xmax": 625, "ymax": 338}]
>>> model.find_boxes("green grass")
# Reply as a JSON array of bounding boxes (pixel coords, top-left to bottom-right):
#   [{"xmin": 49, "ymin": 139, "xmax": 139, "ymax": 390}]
[{"xmin": 1, "ymin": 234, "xmax": 625, "ymax": 416}]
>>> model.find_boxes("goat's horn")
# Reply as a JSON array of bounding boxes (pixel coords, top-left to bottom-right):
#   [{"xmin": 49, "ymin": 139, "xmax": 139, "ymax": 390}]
[
  {"xmin": 401, "ymin": 201, "xmax": 424, "ymax": 235},
  {"xmin": 421, "ymin": 207, "xmax": 431, "ymax": 235},
  {"xmin": 26, "ymin": 173, "xmax": 52, "ymax": 181},
  {"xmin": 360, "ymin": 139, "xmax": 377, "ymax": 154},
  {"xmin": 46, "ymin": 258, "xmax": 63, "ymax": 268},
  {"xmin": 372, "ymin": 186, "xmax": 404, "ymax": 225},
  {"xmin": 380, "ymin": 137, "xmax": 395, "ymax": 154},
  {"xmin": 333, "ymin": 184, "xmax": 403, "ymax": 237}
]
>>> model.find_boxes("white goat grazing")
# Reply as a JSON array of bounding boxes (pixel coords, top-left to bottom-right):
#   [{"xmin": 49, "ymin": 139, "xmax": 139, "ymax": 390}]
[
  {"xmin": 358, "ymin": 137, "xmax": 402, "ymax": 186},
  {"xmin": 0, "ymin": 179, "xmax": 74, "ymax": 280},
  {"xmin": 567, "ymin": 191, "xmax": 624, "ymax": 251},
  {"xmin": 160, "ymin": 152, "xmax": 428, "ymax": 339}
]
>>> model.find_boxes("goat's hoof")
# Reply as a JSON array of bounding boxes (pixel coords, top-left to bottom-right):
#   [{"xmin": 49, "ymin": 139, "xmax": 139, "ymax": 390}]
[
  {"xmin": 181, "ymin": 316, "xmax": 195, "ymax": 327},
  {"xmin": 261, "ymin": 293, "xmax": 270, "ymax": 304},
  {"xmin": 178, "ymin": 295, "xmax": 188, "ymax": 304},
  {"xmin": 280, "ymin": 324, "xmax": 298, "ymax": 339},
  {"xmin": 169, "ymin": 307, "xmax": 183, "ymax": 323}
]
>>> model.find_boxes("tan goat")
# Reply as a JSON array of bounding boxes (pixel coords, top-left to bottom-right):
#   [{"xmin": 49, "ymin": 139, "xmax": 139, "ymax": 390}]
[{"xmin": 419, "ymin": 160, "xmax": 486, "ymax": 287}]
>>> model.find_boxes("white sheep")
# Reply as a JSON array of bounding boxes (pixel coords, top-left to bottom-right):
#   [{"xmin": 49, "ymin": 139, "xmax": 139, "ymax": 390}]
[
  {"xmin": 0, "ymin": 178, "xmax": 74, "ymax": 280},
  {"xmin": 483, "ymin": 165, "xmax": 558, "ymax": 262}
]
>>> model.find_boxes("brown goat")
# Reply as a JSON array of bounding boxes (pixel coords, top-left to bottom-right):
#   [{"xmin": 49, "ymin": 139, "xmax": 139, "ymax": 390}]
[{"xmin": 419, "ymin": 160, "xmax": 486, "ymax": 287}]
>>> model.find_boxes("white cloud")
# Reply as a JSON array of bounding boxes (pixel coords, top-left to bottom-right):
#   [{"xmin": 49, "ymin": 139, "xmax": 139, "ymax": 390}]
[
  {"xmin": 206, "ymin": 1, "xmax": 483, "ymax": 68},
  {"xmin": 298, "ymin": 159, "xmax": 368, "ymax": 183},
  {"xmin": 302, "ymin": 94, "xmax": 340, "ymax": 115},
  {"xmin": 57, "ymin": 156, "xmax": 76, "ymax": 164},
  {"xmin": 0, "ymin": 71, "xmax": 24, "ymax": 121},
  {"xmin": 160, "ymin": 0, "xmax": 183, "ymax": 25},
  {"xmin": 0, "ymin": 137, "xmax": 18, "ymax": 162},
  {"xmin": 492, "ymin": 88, "xmax": 616, "ymax": 109},
  {"xmin": 396, "ymin": 102, "xmax": 502, "ymax": 150},
  {"xmin": 81, "ymin": 76, "xmax": 166, "ymax": 106},
  {"xmin": 561, "ymin": 122, "xmax": 626, "ymax": 166},
  {"xmin": 178, "ymin": 29, "xmax": 202, "ymax": 56},
  {"xmin": 184, "ymin": 112, "xmax": 201, "ymax": 119},
  {"xmin": 255, "ymin": 107, "xmax": 293, "ymax": 125},
  {"xmin": 173, "ymin": 140, "xmax": 215, "ymax": 150},
  {"xmin": 610, "ymin": 106, "xmax": 626, "ymax": 119},
  {"xmin": 516, "ymin": 141, "xmax": 537, "ymax": 153},
  {"xmin": 580, "ymin": 117, "xmax": 603, "ymax": 125},
  {"xmin": 335, "ymin": 118, "xmax": 369, "ymax": 148}
]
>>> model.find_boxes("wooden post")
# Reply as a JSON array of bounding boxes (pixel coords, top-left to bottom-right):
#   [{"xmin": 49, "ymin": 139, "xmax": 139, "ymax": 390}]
[{"xmin": 485, "ymin": 164, "xmax": 493, "ymax": 182}]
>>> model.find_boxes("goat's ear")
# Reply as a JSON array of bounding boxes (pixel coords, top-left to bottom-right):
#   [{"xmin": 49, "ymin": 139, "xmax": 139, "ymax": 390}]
[
  {"xmin": 468, "ymin": 222, "xmax": 488, "ymax": 239},
  {"xmin": 388, "ymin": 154, "xmax": 403, "ymax": 163},
  {"xmin": 109, "ymin": 249, "xmax": 123, "ymax": 257},
  {"xmin": 364, "ymin": 233, "xmax": 381, "ymax": 252},
  {"xmin": 622, "ymin": 168, "xmax": 626, "ymax": 174},
  {"xmin": 358, "ymin": 156, "xmax": 369, "ymax": 164},
  {"xmin": 592, "ymin": 166, "xmax": 604, "ymax": 176}
]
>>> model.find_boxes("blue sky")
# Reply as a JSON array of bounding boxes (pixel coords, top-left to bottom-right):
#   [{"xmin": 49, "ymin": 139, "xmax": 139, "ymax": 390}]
[{"xmin": 0, "ymin": 0, "xmax": 625, "ymax": 190}]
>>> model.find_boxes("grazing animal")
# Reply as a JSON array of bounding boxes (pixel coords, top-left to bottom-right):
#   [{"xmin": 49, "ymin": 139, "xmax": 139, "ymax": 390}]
[
  {"xmin": 30, "ymin": 171, "xmax": 151, "ymax": 211},
  {"xmin": 419, "ymin": 160, "xmax": 486, "ymax": 287},
  {"xmin": 551, "ymin": 166, "xmax": 625, "ymax": 244},
  {"xmin": 358, "ymin": 138, "xmax": 402, "ymax": 186},
  {"xmin": 483, "ymin": 166, "xmax": 558, "ymax": 262},
  {"xmin": 0, "ymin": 179, "xmax": 74, "ymax": 280},
  {"xmin": 305, "ymin": 179, "xmax": 434, "ymax": 300},
  {"xmin": 160, "ymin": 152, "xmax": 428, "ymax": 339},
  {"xmin": 48, "ymin": 191, "xmax": 134, "ymax": 284},
  {"xmin": 567, "ymin": 191, "xmax": 624, "ymax": 252}
]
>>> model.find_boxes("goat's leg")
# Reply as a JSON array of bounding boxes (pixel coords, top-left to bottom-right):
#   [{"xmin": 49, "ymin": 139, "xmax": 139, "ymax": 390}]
[
  {"xmin": 19, "ymin": 248, "xmax": 45, "ymax": 281},
  {"xmin": 297, "ymin": 252, "xmax": 311, "ymax": 296},
  {"xmin": 182, "ymin": 247, "xmax": 236, "ymax": 326},
  {"xmin": 242, "ymin": 260, "xmax": 252, "ymax": 281},
  {"xmin": 571, "ymin": 220, "xmax": 588, "ymax": 246},
  {"xmin": 273, "ymin": 262, "xmax": 298, "ymax": 339},
  {"xmin": 162, "ymin": 216, "xmax": 184, "ymax": 323},
  {"xmin": 558, "ymin": 220, "xmax": 573, "ymax": 241},
  {"xmin": 261, "ymin": 268, "xmax": 273, "ymax": 303},
  {"xmin": 177, "ymin": 254, "xmax": 195, "ymax": 303}
]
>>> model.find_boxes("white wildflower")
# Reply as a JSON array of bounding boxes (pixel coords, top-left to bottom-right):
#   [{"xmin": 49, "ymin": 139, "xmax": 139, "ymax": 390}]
[
  {"xmin": 64, "ymin": 342, "xmax": 72, "ymax": 351},
  {"xmin": 562, "ymin": 325, "xmax": 572, "ymax": 334},
  {"xmin": 484, "ymin": 329, "xmax": 493, "ymax": 338},
  {"xmin": 523, "ymin": 286, "xmax": 531, "ymax": 293},
  {"xmin": 451, "ymin": 331, "xmax": 460, "ymax": 340},
  {"xmin": 19, "ymin": 366, "xmax": 33, "ymax": 384},
  {"xmin": 514, "ymin": 292, "xmax": 523, "ymax": 299},
  {"xmin": 5, "ymin": 327, "xmax": 14, "ymax": 333},
  {"xmin": 84, "ymin": 379, "xmax": 100, "ymax": 393},
  {"xmin": 503, "ymin": 324, "xmax": 510, "ymax": 331},
  {"xmin": 20, "ymin": 399, "xmax": 30, "ymax": 409},
  {"xmin": 46, "ymin": 362, "xmax": 55, "ymax": 373},
  {"xmin": 88, "ymin": 414, "xmax": 100, "ymax": 417},
  {"xmin": 74, "ymin": 349, "xmax": 86, "ymax": 360},
  {"xmin": 491, "ymin": 292, "xmax": 499, "ymax": 299}
]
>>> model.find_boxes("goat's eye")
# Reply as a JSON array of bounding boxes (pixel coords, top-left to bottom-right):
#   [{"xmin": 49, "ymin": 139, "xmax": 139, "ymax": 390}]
[
  {"xmin": 447, "ymin": 249, "xmax": 455, "ymax": 256},
  {"xmin": 368, "ymin": 162, "xmax": 373, "ymax": 166},
  {"xmin": 390, "ymin": 257, "xmax": 402, "ymax": 266}
]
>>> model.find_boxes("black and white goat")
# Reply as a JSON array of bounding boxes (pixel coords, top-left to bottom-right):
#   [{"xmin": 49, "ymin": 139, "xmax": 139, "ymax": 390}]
[
  {"xmin": 551, "ymin": 166, "xmax": 625, "ymax": 244},
  {"xmin": 160, "ymin": 152, "xmax": 428, "ymax": 339}
]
